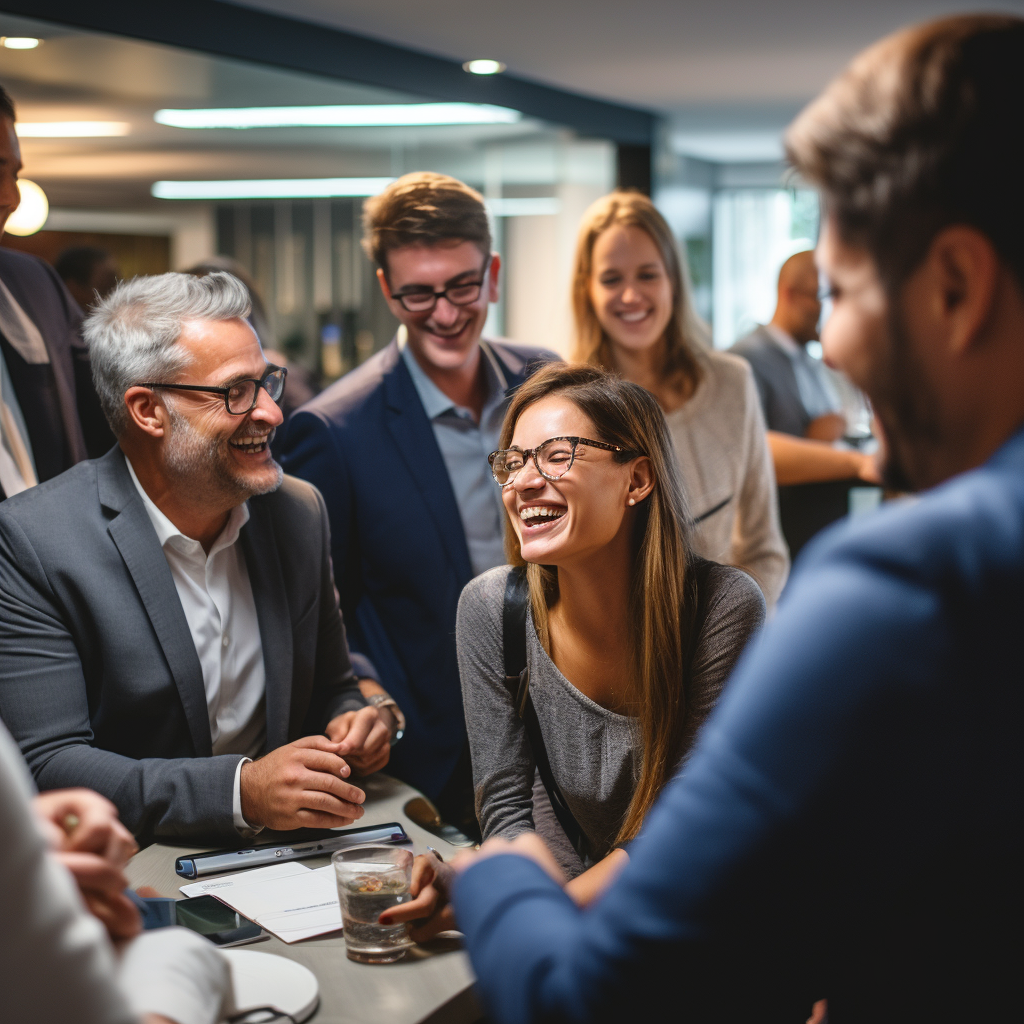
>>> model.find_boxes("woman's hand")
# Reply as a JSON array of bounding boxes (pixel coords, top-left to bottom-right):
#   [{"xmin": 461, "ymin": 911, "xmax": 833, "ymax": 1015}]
[{"xmin": 378, "ymin": 851, "xmax": 458, "ymax": 942}]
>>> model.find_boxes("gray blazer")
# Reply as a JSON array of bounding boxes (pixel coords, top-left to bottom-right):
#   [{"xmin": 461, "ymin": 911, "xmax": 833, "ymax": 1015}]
[
  {"xmin": 730, "ymin": 326, "xmax": 810, "ymax": 437},
  {"xmin": 0, "ymin": 447, "xmax": 367, "ymax": 842}
]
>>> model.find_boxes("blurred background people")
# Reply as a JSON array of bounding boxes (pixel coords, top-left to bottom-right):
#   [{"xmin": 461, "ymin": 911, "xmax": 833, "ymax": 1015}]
[
  {"xmin": 281, "ymin": 173, "xmax": 557, "ymax": 838},
  {"xmin": 572, "ymin": 191, "xmax": 788, "ymax": 607},
  {"xmin": 732, "ymin": 250, "xmax": 879, "ymax": 485},
  {"xmin": 0, "ymin": 84, "xmax": 112, "ymax": 501},
  {"xmin": 55, "ymin": 246, "xmax": 119, "ymax": 313}
]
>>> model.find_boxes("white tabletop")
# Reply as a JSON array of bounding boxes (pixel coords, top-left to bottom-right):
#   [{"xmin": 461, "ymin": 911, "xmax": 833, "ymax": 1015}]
[{"xmin": 125, "ymin": 773, "xmax": 480, "ymax": 1024}]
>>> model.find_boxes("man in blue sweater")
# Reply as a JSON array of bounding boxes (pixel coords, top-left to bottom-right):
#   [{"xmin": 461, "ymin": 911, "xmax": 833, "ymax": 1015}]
[{"xmin": 449, "ymin": 15, "xmax": 1024, "ymax": 1022}]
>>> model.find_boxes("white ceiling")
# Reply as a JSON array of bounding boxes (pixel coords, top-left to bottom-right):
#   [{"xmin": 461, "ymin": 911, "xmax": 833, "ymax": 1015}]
[{"xmin": 227, "ymin": 0, "xmax": 1024, "ymax": 111}]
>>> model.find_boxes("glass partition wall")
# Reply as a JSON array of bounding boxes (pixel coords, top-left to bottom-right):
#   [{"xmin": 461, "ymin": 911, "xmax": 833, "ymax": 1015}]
[{"xmin": 0, "ymin": 12, "xmax": 615, "ymax": 383}]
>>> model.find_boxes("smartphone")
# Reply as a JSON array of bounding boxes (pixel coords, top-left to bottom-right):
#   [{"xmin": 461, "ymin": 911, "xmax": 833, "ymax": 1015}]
[{"xmin": 140, "ymin": 894, "xmax": 266, "ymax": 947}]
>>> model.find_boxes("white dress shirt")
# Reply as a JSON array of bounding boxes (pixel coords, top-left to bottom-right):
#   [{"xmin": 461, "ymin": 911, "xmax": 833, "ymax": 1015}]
[{"xmin": 126, "ymin": 459, "xmax": 265, "ymax": 832}]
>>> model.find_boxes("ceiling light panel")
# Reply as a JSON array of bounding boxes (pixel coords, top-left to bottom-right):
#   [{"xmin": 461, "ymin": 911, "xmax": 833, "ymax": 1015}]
[
  {"xmin": 152, "ymin": 178, "xmax": 395, "ymax": 200},
  {"xmin": 154, "ymin": 103, "xmax": 521, "ymax": 130},
  {"xmin": 16, "ymin": 122, "xmax": 131, "ymax": 138}
]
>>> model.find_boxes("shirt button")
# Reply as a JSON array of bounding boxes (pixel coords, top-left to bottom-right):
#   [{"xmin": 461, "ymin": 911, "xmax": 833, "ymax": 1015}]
[{"xmin": 222, "ymin": 635, "xmax": 230, "ymax": 647}]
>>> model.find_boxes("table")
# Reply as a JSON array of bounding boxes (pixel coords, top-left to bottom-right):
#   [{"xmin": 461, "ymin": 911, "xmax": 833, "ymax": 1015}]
[{"xmin": 126, "ymin": 774, "xmax": 481, "ymax": 1024}]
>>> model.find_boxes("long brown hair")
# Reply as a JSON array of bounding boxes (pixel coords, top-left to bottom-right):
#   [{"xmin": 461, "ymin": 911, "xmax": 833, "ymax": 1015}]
[
  {"xmin": 571, "ymin": 190, "xmax": 709, "ymax": 399},
  {"xmin": 499, "ymin": 363, "xmax": 698, "ymax": 843}
]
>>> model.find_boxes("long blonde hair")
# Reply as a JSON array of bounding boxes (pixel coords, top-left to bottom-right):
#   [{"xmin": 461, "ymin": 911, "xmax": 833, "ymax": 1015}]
[
  {"xmin": 571, "ymin": 190, "xmax": 709, "ymax": 398},
  {"xmin": 499, "ymin": 363, "xmax": 699, "ymax": 844}
]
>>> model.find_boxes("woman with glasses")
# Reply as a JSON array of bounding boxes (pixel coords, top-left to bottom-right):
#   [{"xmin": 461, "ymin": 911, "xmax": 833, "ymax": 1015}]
[
  {"xmin": 380, "ymin": 363, "xmax": 764, "ymax": 937},
  {"xmin": 572, "ymin": 191, "xmax": 789, "ymax": 608}
]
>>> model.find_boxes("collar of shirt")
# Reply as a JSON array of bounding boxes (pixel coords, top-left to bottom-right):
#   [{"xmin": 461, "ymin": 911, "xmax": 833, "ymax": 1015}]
[
  {"xmin": 397, "ymin": 324, "xmax": 508, "ymax": 426},
  {"xmin": 124, "ymin": 455, "xmax": 250, "ymax": 559},
  {"xmin": 763, "ymin": 323, "xmax": 803, "ymax": 357}
]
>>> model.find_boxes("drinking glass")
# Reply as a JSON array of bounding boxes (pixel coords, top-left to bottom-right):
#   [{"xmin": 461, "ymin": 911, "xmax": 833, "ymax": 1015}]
[{"xmin": 332, "ymin": 845, "xmax": 415, "ymax": 963}]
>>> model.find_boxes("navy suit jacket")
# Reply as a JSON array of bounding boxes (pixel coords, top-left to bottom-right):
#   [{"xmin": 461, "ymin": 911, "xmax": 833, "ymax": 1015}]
[
  {"xmin": 730, "ymin": 325, "xmax": 810, "ymax": 437},
  {"xmin": 280, "ymin": 338, "xmax": 554, "ymax": 799},
  {"xmin": 454, "ymin": 425, "xmax": 1024, "ymax": 1023},
  {"xmin": 0, "ymin": 247, "xmax": 112, "ymax": 500}
]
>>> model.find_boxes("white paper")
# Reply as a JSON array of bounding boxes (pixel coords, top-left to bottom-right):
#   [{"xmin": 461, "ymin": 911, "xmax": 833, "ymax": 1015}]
[
  {"xmin": 179, "ymin": 861, "xmax": 311, "ymax": 898},
  {"xmin": 205, "ymin": 864, "xmax": 343, "ymax": 944}
]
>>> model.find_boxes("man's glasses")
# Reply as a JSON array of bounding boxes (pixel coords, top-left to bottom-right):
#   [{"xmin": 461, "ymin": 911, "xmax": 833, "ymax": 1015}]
[
  {"xmin": 391, "ymin": 257, "xmax": 490, "ymax": 313},
  {"xmin": 488, "ymin": 436, "xmax": 634, "ymax": 486},
  {"xmin": 138, "ymin": 364, "xmax": 287, "ymax": 416}
]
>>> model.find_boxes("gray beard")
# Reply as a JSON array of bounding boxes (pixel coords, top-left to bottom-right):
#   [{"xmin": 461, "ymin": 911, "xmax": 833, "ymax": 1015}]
[{"xmin": 164, "ymin": 406, "xmax": 283, "ymax": 505}]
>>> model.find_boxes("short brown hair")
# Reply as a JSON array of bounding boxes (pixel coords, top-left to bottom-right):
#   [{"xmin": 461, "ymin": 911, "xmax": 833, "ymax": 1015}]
[
  {"xmin": 786, "ymin": 15, "xmax": 1024, "ymax": 290},
  {"xmin": 361, "ymin": 172, "xmax": 491, "ymax": 272},
  {"xmin": 571, "ymin": 191, "xmax": 707, "ymax": 396}
]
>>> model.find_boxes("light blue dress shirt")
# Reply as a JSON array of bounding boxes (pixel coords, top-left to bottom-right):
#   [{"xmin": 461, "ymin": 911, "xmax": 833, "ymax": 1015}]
[{"xmin": 399, "ymin": 331, "xmax": 510, "ymax": 577}]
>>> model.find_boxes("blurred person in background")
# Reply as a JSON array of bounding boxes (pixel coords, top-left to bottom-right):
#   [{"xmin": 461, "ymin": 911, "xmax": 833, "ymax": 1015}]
[
  {"xmin": 55, "ymin": 246, "xmax": 119, "ymax": 312},
  {"xmin": 281, "ymin": 172, "xmax": 557, "ymax": 837},
  {"xmin": 572, "ymin": 191, "xmax": 789, "ymax": 608},
  {"xmin": 0, "ymin": 84, "xmax": 113, "ymax": 498},
  {"xmin": 381, "ymin": 364, "xmax": 764, "ymax": 940},
  {"xmin": 732, "ymin": 250, "xmax": 879, "ymax": 485},
  {"xmin": 446, "ymin": 14, "xmax": 1024, "ymax": 1023}
]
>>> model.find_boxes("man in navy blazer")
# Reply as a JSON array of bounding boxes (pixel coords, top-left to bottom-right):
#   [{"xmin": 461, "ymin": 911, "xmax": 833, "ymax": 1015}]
[
  {"xmin": 448, "ymin": 15, "xmax": 1024, "ymax": 1022},
  {"xmin": 0, "ymin": 85, "xmax": 112, "ymax": 501},
  {"xmin": 281, "ymin": 173, "xmax": 556, "ymax": 827}
]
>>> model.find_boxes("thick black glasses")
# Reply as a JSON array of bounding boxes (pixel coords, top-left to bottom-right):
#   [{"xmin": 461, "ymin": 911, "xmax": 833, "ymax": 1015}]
[
  {"xmin": 391, "ymin": 257, "xmax": 491, "ymax": 313},
  {"xmin": 488, "ymin": 436, "xmax": 633, "ymax": 486},
  {"xmin": 139, "ymin": 365, "xmax": 287, "ymax": 415}
]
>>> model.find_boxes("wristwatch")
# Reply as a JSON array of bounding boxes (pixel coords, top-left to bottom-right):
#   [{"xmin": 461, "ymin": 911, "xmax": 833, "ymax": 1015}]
[{"xmin": 366, "ymin": 693, "xmax": 406, "ymax": 745}]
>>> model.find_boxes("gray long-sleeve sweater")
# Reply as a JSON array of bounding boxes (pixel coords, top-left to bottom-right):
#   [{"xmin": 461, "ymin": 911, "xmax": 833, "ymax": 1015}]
[{"xmin": 457, "ymin": 562, "xmax": 766, "ymax": 876}]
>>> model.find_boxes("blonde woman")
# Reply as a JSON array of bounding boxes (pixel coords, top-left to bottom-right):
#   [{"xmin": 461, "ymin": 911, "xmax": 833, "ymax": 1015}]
[
  {"xmin": 573, "ymin": 191, "xmax": 789, "ymax": 607},
  {"xmin": 382, "ymin": 364, "xmax": 764, "ymax": 936}
]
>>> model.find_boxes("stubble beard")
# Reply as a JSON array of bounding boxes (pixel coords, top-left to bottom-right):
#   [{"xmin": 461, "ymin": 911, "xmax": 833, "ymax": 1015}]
[{"xmin": 164, "ymin": 405, "xmax": 283, "ymax": 506}]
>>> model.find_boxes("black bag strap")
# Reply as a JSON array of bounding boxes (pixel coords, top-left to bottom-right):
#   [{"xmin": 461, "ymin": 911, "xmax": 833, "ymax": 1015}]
[{"xmin": 502, "ymin": 566, "xmax": 589, "ymax": 860}]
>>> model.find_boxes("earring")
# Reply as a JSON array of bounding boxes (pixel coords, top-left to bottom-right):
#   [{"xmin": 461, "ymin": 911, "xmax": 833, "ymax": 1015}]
[{"xmin": 628, "ymin": 498, "xmax": 636, "ymax": 506}]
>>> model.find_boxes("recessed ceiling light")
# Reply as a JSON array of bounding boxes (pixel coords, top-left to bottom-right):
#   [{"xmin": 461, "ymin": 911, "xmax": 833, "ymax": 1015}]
[
  {"xmin": 16, "ymin": 122, "xmax": 131, "ymax": 138},
  {"xmin": 1, "ymin": 37, "xmax": 41, "ymax": 50},
  {"xmin": 5, "ymin": 179, "xmax": 48, "ymax": 235},
  {"xmin": 154, "ymin": 103, "xmax": 520, "ymax": 129},
  {"xmin": 152, "ymin": 178, "xmax": 395, "ymax": 200},
  {"xmin": 463, "ymin": 59, "xmax": 506, "ymax": 75}
]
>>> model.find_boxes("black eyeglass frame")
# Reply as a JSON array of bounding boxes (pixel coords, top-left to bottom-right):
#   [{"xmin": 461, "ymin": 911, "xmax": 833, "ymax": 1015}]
[
  {"xmin": 487, "ymin": 435, "xmax": 634, "ymax": 487},
  {"xmin": 138, "ymin": 364, "xmax": 287, "ymax": 416},
  {"xmin": 390, "ymin": 256, "xmax": 492, "ymax": 313}
]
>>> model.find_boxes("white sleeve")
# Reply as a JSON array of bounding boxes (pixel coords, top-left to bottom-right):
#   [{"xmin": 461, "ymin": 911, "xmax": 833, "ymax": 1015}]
[
  {"xmin": 232, "ymin": 757, "xmax": 262, "ymax": 835},
  {"xmin": 118, "ymin": 928, "xmax": 232, "ymax": 1024},
  {"xmin": 0, "ymin": 724, "xmax": 136, "ymax": 1024}
]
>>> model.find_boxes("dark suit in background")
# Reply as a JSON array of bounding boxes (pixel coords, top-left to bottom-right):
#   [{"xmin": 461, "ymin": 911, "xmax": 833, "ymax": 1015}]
[
  {"xmin": 281, "ymin": 338, "xmax": 551, "ymax": 806},
  {"xmin": 730, "ymin": 325, "xmax": 812, "ymax": 437},
  {"xmin": 0, "ymin": 447, "xmax": 369, "ymax": 842},
  {"xmin": 0, "ymin": 248, "xmax": 113, "ymax": 501}
]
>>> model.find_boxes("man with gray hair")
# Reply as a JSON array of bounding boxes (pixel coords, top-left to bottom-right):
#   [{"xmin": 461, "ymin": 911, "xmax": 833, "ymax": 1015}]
[{"xmin": 0, "ymin": 271, "xmax": 403, "ymax": 841}]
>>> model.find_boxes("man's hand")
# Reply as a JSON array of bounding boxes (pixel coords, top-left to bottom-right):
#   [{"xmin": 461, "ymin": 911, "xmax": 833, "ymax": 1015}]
[
  {"xmin": 326, "ymin": 705, "xmax": 391, "ymax": 775},
  {"xmin": 452, "ymin": 832, "xmax": 567, "ymax": 886},
  {"xmin": 32, "ymin": 789, "xmax": 141, "ymax": 940},
  {"xmin": 378, "ymin": 851, "xmax": 458, "ymax": 942},
  {"xmin": 240, "ymin": 736, "xmax": 366, "ymax": 830},
  {"xmin": 805, "ymin": 412, "xmax": 848, "ymax": 443}
]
